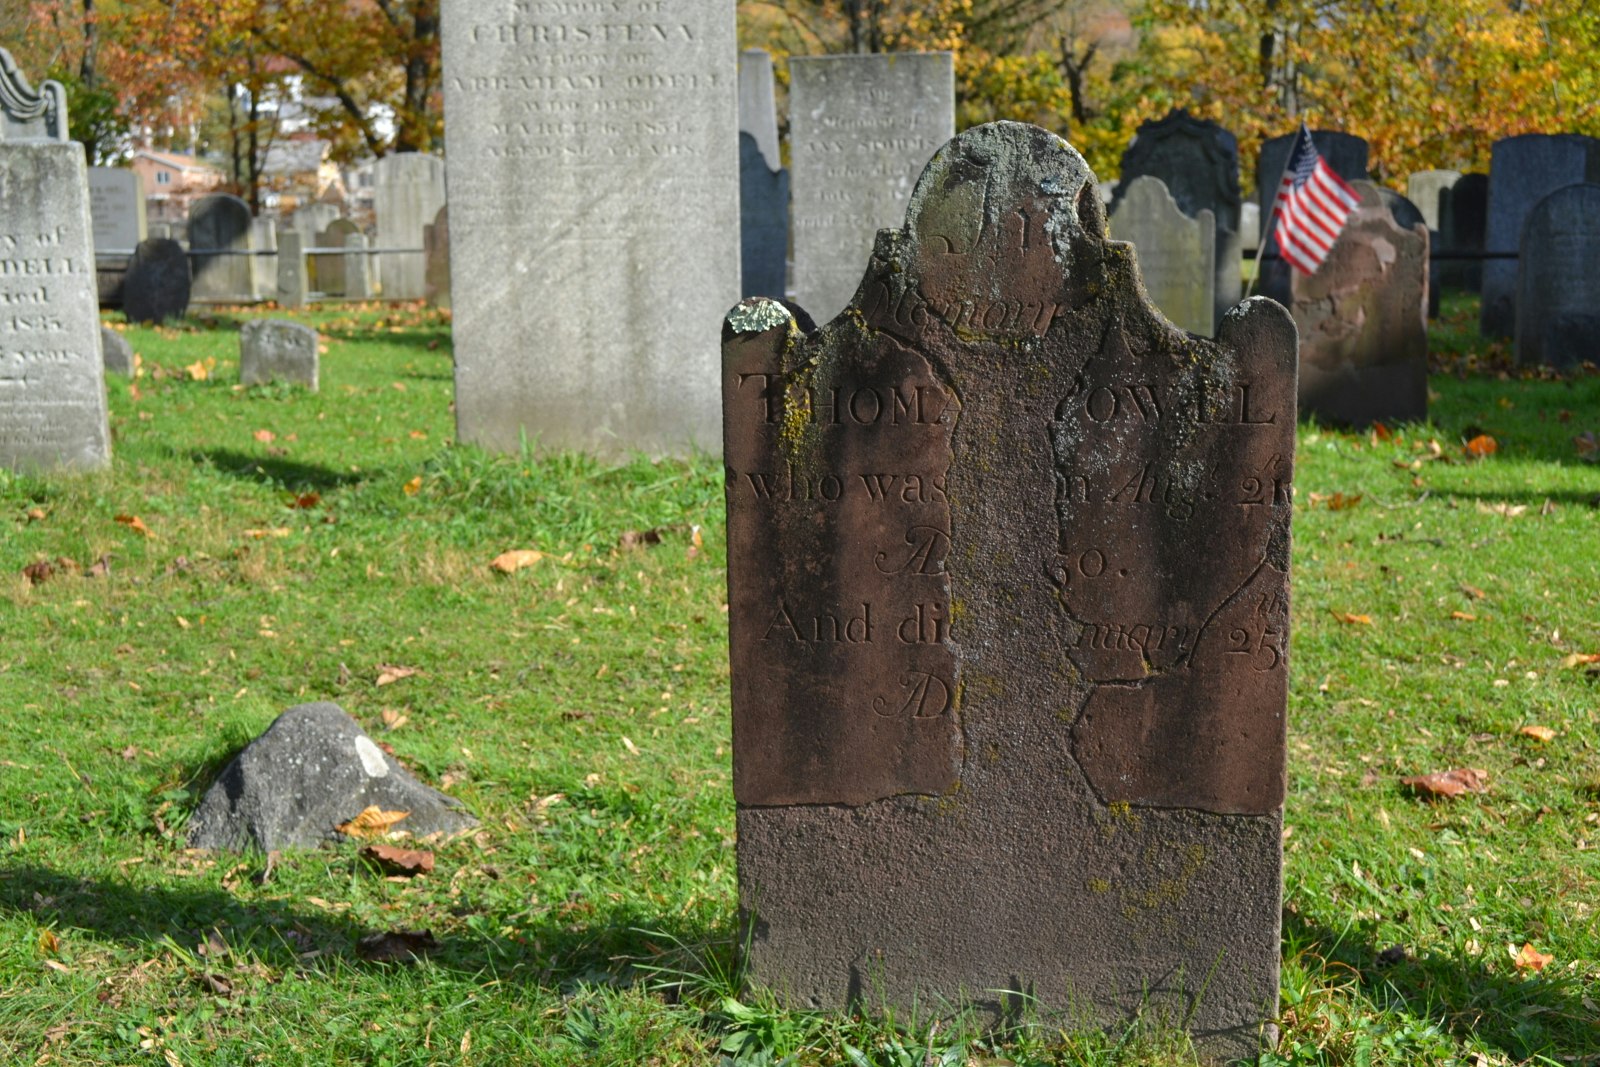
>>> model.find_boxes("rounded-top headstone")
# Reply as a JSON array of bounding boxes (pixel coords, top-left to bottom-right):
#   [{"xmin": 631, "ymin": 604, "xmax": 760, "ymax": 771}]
[
  {"xmin": 1515, "ymin": 182, "xmax": 1600, "ymax": 369},
  {"xmin": 123, "ymin": 237, "xmax": 192, "ymax": 324},
  {"xmin": 240, "ymin": 318, "xmax": 319, "ymax": 390}
]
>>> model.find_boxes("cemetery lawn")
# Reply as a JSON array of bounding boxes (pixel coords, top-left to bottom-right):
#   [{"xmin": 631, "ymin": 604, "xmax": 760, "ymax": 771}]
[{"xmin": 1, "ymin": 296, "xmax": 1597, "ymax": 1067}]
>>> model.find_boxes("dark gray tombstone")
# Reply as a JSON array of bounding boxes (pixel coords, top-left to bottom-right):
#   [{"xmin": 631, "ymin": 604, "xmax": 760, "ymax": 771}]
[
  {"xmin": 123, "ymin": 237, "xmax": 192, "ymax": 324},
  {"xmin": 1256, "ymin": 131, "xmax": 1368, "ymax": 305},
  {"xmin": 740, "ymin": 133, "xmax": 789, "ymax": 300},
  {"xmin": 725, "ymin": 121, "xmax": 1297, "ymax": 1062},
  {"xmin": 1481, "ymin": 135, "xmax": 1600, "ymax": 338},
  {"xmin": 0, "ymin": 48, "xmax": 111, "ymax": 473},
  {"xmin": 423, "ymin": 205, "xmax": 449, "ymax": 309},
  {"xmin": 1515, "ymin": 183, "xmax": 1600, "ymax": 369},
  {"xmin": 1109, "ymin": 175, "xmax": 1216, "ymax": 336},
  {"xmin": 1440, "ymin": 173, "xmax": 1487, "ymax": 291},
  {"xmin": 1110, "ymin": 109, "xmax": 1242, "ymax": 330},
  {"xmin": 1292, "ymin": 182, "xmax": 1428, "ymax": 427},
  {"xmin": 240, "ymin": 319, "xmax": 318, "ymax": 390},
  {"xmin": 188, "ymin": 193, "xmax": 255, "ymax": 301}
]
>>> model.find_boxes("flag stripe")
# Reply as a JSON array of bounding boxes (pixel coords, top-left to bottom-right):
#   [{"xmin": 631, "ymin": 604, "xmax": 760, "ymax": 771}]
[{"xmin": 1268, "ymin": 127, "xmax": 1358, "ymax": 275}]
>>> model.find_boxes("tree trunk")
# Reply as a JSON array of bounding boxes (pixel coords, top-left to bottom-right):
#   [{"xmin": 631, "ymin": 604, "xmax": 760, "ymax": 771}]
[
  {"xmin": 394, "ymin": 0, "xmax": 440, "ymax": 152},
  {"xmin": 78, "ymin": 0, "xmax": 98, "ymax": 160}
]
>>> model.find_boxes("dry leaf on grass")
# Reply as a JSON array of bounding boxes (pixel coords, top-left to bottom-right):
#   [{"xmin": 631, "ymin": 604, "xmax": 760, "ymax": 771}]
[
  {"xmin": 185, "ymin": 359, "xmax": 211, "ymax": 381},
  {"xmin": 22, "ymin": 560, "xmax": 54, "ymax": 586},
  {"xmin": 490, "ymin": 549, "xmax": 543, "ymax": 574},
  {"xmin": 335, "ymin": 806, "xmax": 410, "ymax": 837},
  {"xmin": 402, "ymin": 476, "xmax": 423, "ymax": 496},
  {"xmin": 375, "ymin": 665, "xmax": 419, "ymax": 686},
  {"xmin": 1559, "ymin": 652, "xmax": 1600, "ymax": 669},
  {"xmin": 1401, "ymin": 767, "xmax": 1489, "ymax": 799},
  {"xmin": 1464, "ymin": 434, "xmax": 1498, "ymax": 457},
  {"xmin": 243, "ymin": 527, "xmax": 291, "ymax": 539},
  {"xmin": 1461, "ymin": 584, "xmax": 1487, "ymax": 600},
  {"xmin": 1449, "ymin": 611, "xmax": 1477, "ymax": 622},
  {"xmin": 1331, "ymin": 611, "xmax": 1373, "ymax": 625},
  {"xmin": 1519, "ymin": 725, "xmax": 1557, "ymax": 742},
  {"xmin": 288, "ymin": 493, "xmax": 321, "ymax": 510},
  {"xmin": 253, "ymin": 429, "xmax": 275, "ymax": 443},
  {"xmin": 380, "ymin": 708, "xmax": 409, "ymax": 731},
  {"xmin": 115, "ymin": 514, "xmax": 153, "ymax": 537},
  {"xmin": 85, "ymin": 554, "xmax": 111, "ymax": 579},
  {"xmin": 618, "ymin": 528, "xmax": 663, "ymax": 551},
  {"xmin": 38, "ymin": 928, "xmax": 60, "ymax": 956},
  {"xmin": 1476, "ymin": 501, "xmax": 1527, "ymax": 517},
  {"xmin": 361, "ymin": 844, "xmax": 434, "ymax": 876},
  {"xmin": 1511, "ymin": 942, "xmax": 1553, "ymax": 972},
  {"xmin": 356, "ymin": 929, "xmax": 437, "ymax": 963}
]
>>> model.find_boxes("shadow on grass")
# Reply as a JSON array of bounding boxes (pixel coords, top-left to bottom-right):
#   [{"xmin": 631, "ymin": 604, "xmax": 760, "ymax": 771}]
[
  {"xmin": 1435, "ymin": 486, "xmax": 1600, "ymax": 510},
  {"xmin": 1281, "ymin": 906, "xmax": 1595, "ymax": 1064},
  {"xmin": 319, "ymin": 323, "xmax": 452, "ymax": 358},
  {"xmin": 0, "ymin": 862, "xmax": 724, "ymax": 994},
  {"xmin": 188, "ymin": 449, "xmax": 368, "ymax": 493}
]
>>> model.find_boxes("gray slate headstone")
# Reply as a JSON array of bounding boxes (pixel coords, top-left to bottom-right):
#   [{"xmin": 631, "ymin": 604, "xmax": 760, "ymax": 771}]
[
  {"xmin": 441, "ymin": 0, "xmax": 740, "ymax": 458},
  {"xmin": 738, "ymin": 48, "xmax": 781, "ymax": 172},
  {"xmin": 739, "ymin": 49, "xmax": 788, "ymax": 300},
  {"xmin": 344, "ymin": 233, "xmax": 373, "ymax": 300},
  {"xmin": 1440, "ymin": 173, "xmax": 1487, "ymax": 291},
  {"xmin": 123, "ymin": 237, "xmax": 191, "ymax": 324},
  {"xmin": 1110, "ymin": 109, "xmax": 1242, "ymax": 330},
  {"xmin": 240, "ymin": 318, "xmax": 318, "ymax": 390},
  {"xmin": 0, "ymin": 52, "xmax": 111, "ymax": 473},
  {"xmin": 1515, "ymin": 183, "xmax": 1600, "ymax": 369},
  {"xmin": 1256, "ymin": 130, "xmax": 1368, "ymax": 307},
  {"xmin": 187, "ymin": 702, "xmax": 477, "ymax": 852},
  {"xmin": 789, "ymin": 52, "xmax": 955, "ymax": 322},
  {"xmin": 88, "ymin": 167, "xmax": 147, "ymax": 252},
  {"xmin": 725, "ymin": 121, "xmax": 1297, "ymax": 1061},
  {"xmin": 1481, "ymin": 134, "xmax": 1600, "ymax": 337},
  {"xmin": 1380, "ymin": 187, "xmax": 1439, "ymax": 318},
  {"xmin": 1109, "ymin": 175, "xmax": 1216, "ymax": 336},
  {"xmin": 188, "ymin": 193, "xmax": 255, "ymax": 302},
  {"xmin": 423, "ymin": 205, "xmax": 449, "ymax": 309},
  {"xmin": 372, "ymin": 152, "xmax": 444, "ymax": 300},
  {"xmin": 1406, "ymin": 169, "xmax": 1460, "ymax": 231},
  {"xmin": 291, "ymin": 203, "xmax": 340, "ymax": 237},
  {"xmin": 1291, "ymin": 182, "xmax": 1428, "ymax": 427},
  {"xmin": 315, "ymin": 218, "xmax": 361, "ymax": 296},
  {"xmin": 100, "ymin": 326, "xmax": 133, "ymax": 377},
  {"xmin": 276, "ymin": 230, "xmax": 308, "ymax": 309}
]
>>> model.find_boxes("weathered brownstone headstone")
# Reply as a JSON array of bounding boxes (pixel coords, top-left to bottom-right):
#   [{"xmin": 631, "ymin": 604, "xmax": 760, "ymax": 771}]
[
  {"xmin": 724, "ymin": 122, "xmax": 1297, "ymax": 1061},
  {"xmin": 1291, "ymin": 181, "xmax": 1428, "ymax": 427}
]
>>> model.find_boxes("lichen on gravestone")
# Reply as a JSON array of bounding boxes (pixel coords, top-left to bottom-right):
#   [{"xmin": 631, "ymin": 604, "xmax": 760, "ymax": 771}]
[{"xmin": 723, "ymin": 121, "xmax": 1298, "ymax": 1060}]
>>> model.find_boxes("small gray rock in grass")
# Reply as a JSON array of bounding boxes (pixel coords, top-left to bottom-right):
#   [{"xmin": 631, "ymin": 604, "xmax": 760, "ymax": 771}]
[{"xmin": 187, "ymin": 702, "xmax": 475, "ymax": 852}]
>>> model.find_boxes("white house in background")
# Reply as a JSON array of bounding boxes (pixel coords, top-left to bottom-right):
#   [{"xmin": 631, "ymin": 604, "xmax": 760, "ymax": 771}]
[
  {"xmin": 259, "ymin": 136, "xmax": 348, "ymax": 216},
  {"xmin": 130, "ymin": 149, "xmax": 226, "ymax": 226}
]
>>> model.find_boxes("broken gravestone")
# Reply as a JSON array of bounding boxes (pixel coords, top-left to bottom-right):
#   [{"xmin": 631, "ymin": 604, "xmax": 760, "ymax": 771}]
[
  {"xmin": 188, "ymin": 702, "xmax": 476, "ymax": 852},
  {"xmin": 724, "ymin": 121, "xmax": 1298, "ymax": 1060}
]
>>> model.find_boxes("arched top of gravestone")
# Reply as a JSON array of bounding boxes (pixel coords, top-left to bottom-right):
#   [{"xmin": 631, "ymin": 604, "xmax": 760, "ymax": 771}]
[
  {"xmin": 373, "ymin": 152, "xmax": 445, "ymax": 181},
  {"xmin": 189, "ymin": 193, "xmax": 252, "ymax": 247},
  {"xmin": 0, "ymin": 47, "xmax": 68, "ymax": 143},
  {"xmin": 1111, "ymin": 108, "xmax": 1241, "ymax": 229},
  {"xmin": 1378, "ymin": 187, "xmax": 1426, "ymax": 233},
  {"xmin": 321, "ymin": 217, "xmax": 361, "ymax": 238}
]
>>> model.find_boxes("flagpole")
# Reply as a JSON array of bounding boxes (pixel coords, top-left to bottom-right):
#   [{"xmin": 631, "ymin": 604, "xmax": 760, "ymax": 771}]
[{"xmin": 1243, "ymin": 125, "xmax": 1305, "ymax": 300}]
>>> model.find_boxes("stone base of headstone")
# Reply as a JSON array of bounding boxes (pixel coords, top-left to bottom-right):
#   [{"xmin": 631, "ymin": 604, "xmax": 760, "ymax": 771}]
[
  {"xmin": 240, "ymin": 319, "xmax": 318, "ymax": 390},
  {"xmin": 727, "ymin": 122, "xmax": 1296, "ymax": 1062}
]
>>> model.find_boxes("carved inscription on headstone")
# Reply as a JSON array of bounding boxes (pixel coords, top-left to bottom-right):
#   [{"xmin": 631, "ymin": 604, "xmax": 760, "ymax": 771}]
[
  {"xmin": 788, "ymin": 53, "xmax": 954, "ymax": 322},
  {"xmin": 441, "ymin": 0, "xmax": 739, "ymax": 457},
  {"xmin": 726, "ymin": 122, "xmax": 1297, "ymax": 1061}
]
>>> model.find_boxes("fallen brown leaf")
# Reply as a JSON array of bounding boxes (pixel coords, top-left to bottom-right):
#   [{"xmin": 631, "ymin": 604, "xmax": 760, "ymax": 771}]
[
  {"xmin": 253, "ymin": 429, "xmax": 276, "ymax": 443},
  {"xmin": 380, "ymin": 708, "xmax": 409, "ymax": 731},
  {"xmin": 1519, "ymin": 725, "xmax": 1557, "ymax": 743},
  {"xmin": 375, "ymin": 664, "xmax": 419, "ymax": 686},
  {"xmin": 22, "ymin": 560, "xmax": 53, "ymax": 585},
  {"xmin": 38, "ymin": 928, "xmax": 60, "ymax": 956},
  {"xmin": 1331, "ymin": 611, "xmax": 1373, "ymax": 626},
  {"xmin": 1449, "ymin": 611, "xmax": 1477, "ymax": 622},
  {"xmin": 1512, "ymin": 942, "xmax": 1553, "ymax": 972},
  {"xmin": 115, "ymin": 514, "xmax": 152, "ymax": 538},
  {"xmin": 361, "ymin": 844, "xmax": 434, "ymax": 876},
  {"xmin": 289, "ymin": 492, "xmax": 321, "ymax": 510},
  {"xmin": 185, "ymin": 359, "xmax": 210, "ymax": 381},
  {"xmin": 335, "ymin": 806, "xmax": 410, "ymax": 837},
  {"xmin": 1476, "ymin": 501, "xmax": 1526, "ymax": 517},
  {"xmin": 243, "ymin": 527, "xmax": 291, "ymax": 539},
  {"xmin": 402, "ymin": 475, "xmax": 422, "ymax": 496},
  {"xmin": 1560, "ymin": 652, "xmax": 1600, "ymax": 669},
  {"xmin": 84, "ymin": 554, "xmax": 111, "ymax": 579},
  {"xmin": 1401, "ymin": 767, "xmax": 1489, "ymax": 799},
  {"xmin": 356, "ymin": 929, "xmax": 437, "ymax": 963},
  {"xmin": 490, "ymin": 549, "xmax": 544, "ymax": 574},
  {"xmin": 1460, "ymin": 584, "xmax": 1487, "ymax": 600},
  {"xmin": 26, "ymin": 507, "xmax": 46, "ymax": 522},
  {"xmin": 1464, "ymin": 434, "xmax": 1498, "ymax": 458}
]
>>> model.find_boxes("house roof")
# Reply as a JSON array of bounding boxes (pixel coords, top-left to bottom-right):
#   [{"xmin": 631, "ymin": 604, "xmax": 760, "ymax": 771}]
[{"xmin": 135, "ymin": 149, "xmax": 221, "ymax": 174}]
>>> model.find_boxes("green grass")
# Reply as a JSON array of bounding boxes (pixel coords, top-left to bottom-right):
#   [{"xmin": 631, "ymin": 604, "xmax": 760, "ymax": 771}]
[{"xmin": 1, "ymin": 294, "xmax": 1597, "ymax": 1065}]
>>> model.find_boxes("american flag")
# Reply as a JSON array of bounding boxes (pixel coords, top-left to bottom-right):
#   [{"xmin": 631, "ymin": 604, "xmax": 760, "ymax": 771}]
[{"xmin": 1270, "ymin": 125, "xmax": 1360, "ymax": 275}]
